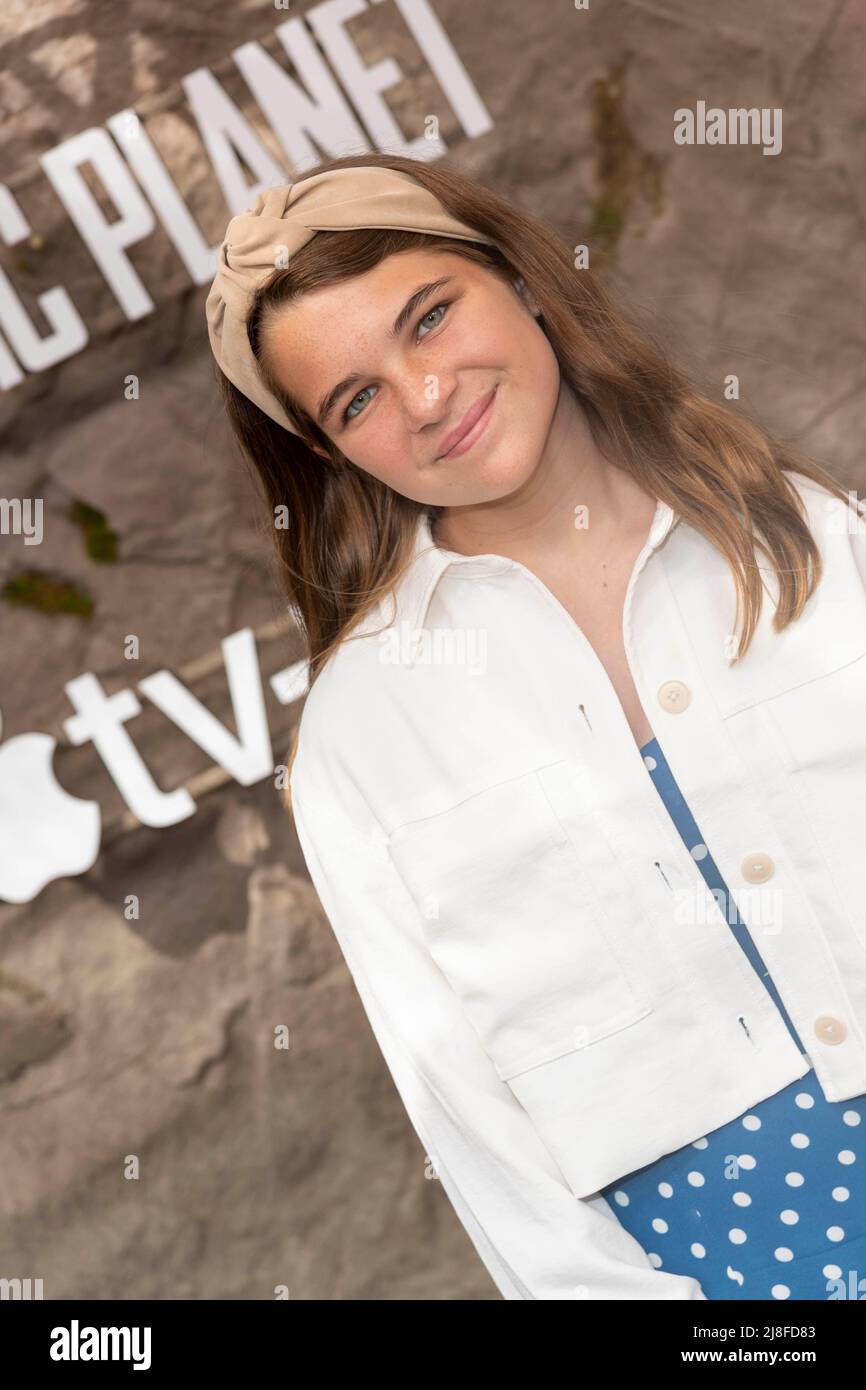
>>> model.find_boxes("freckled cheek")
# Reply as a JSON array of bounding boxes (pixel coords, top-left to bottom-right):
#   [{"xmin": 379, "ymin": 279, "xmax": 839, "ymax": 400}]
[
  {"xmin": 438, "ymin": 320, "xmax": 498, "ymax": 368},
  {"xmin": 349, "ymin": 424, "xmax": 408, "ymax": 486}
]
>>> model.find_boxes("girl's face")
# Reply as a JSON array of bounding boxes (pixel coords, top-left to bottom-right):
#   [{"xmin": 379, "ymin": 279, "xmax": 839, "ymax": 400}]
[{"xmin": 261, "ymin": 248, "xmax": 562, "ymax": 507}]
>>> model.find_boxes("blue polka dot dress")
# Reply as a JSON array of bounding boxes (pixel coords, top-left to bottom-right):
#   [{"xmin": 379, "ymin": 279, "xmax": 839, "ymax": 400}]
[{"xmin": 599, "ymin": 735, "xmax": 866, "ymax": 1301}]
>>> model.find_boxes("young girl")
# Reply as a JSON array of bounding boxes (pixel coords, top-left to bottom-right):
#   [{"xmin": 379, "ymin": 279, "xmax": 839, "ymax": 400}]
[{"xmin": 206, "ymin": 152, "xmax": 866, "ymax": 1301}]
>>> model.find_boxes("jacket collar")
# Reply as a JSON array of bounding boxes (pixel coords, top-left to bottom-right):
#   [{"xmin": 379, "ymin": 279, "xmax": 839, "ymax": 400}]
[{"xmin": 383, "ymin": 497, "xmax": 679, "ymax": 636}]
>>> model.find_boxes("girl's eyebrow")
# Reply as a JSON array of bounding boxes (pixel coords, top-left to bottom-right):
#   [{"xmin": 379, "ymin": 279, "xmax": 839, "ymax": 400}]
[{"xmin": 315, "ymin": 276, "xmax": 455, "ymax": 428}]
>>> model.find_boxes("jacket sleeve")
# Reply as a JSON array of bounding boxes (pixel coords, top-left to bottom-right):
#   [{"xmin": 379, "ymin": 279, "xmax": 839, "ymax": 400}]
[
  {"xmin": 289, "ymin": 765, "xmax": 707, "ymax": 1302},
  {"xmin": 850, "ymin": 500, "xmax": 866, "ymax": 589}
]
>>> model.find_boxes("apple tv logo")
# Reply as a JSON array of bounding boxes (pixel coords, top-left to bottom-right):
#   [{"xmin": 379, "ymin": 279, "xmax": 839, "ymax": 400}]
[
  {"xmin": 0, "ymin": 705, "xmax": 101, "ymax": 904},
  {"xmin": 0, "ymin": 627, "xmax": 311, "ymax": 904}
]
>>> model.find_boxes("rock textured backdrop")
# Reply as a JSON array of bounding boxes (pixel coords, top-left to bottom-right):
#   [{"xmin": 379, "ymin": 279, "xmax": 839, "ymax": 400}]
[{"xmin": 0, "ymin": 0, "xmax": 863, "ymax": 1299}]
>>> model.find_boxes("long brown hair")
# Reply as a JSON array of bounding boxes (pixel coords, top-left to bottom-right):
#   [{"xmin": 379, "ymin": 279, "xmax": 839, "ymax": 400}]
[{"xmin": 212, "ymin": 151, "xmax": 856, "ymax": 792}]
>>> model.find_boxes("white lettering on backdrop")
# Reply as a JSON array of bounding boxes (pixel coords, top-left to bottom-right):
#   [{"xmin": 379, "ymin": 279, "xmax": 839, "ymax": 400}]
[{"xmin": 0, "ymin": 1, "xmax": 493, "ymax": 386}]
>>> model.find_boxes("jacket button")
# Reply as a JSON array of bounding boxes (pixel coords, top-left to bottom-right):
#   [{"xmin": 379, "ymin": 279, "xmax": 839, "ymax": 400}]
[
  {"xmin": 814, "ymin": 1015, "xmax": 847, "ymax": 1045},
  {"xmin": 658, "ymin": 680, "xmax": 691, "ymax": 712},
  {"xmin": 741, "ymin": 852, "xmax": 775, "ymax": 883}
]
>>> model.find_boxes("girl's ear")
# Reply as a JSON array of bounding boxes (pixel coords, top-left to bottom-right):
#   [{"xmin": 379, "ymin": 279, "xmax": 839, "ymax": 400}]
[{"xmin": 513, "ymin": 274, "xmax": 542, "ymax": 319}]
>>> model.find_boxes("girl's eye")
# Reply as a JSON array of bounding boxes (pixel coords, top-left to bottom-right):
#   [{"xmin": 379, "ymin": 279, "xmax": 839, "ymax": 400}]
[
  {"xmin": 341, "ymin": 301, "xmax": 451, "ymax": 424},
  {"xmin": 343, "ymin": 386, "xmax": 376, "ymax": 423},
  {"xmin": 416, "ymin": 301, "xmax": 449, "ymax": 337}
]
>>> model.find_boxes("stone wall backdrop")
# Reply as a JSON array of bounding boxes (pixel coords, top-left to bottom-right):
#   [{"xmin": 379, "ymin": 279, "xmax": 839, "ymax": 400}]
[{"xmin": 0, "ymin": 0, "xmax": 863, "ymax": 1300}]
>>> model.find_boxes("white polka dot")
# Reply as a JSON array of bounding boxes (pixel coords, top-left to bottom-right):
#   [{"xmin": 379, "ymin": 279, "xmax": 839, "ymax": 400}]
[
  {"xmin": 838, "ymin": 1150, "xmax": 856, "ymax": 1165},
  {"xmin": 691, "ymin": 1243, "xmax": 706, "ymax": 1258},
  {"xmin": 832, "ymin": 1187, "xmax": 849, "ymax": 1202},
  {"xmin": 648, "ymin": 1252, "xmax": 663, "ymax": 1268},
  {"xmin": 733, "ymin": 1192, "xmax": 752, "ymax": 1207},
  {"xmin": 785, "ymin": 1172, "xmax": 805, "ymax": 1187},
  {"xmin": 727, "ymin": 1266, "xmax": 745, "ymax": 1286},
  {"xmin": 691, "ymin": 843, "xmax": 708, "ymax": 861},
  {"xmin": 790, "ymin": 1132, "xmax": 810, "ymax": 1149},
  {"xmin": 771, "ymin": 1284, "xmax": 791, "ymax": 1299},
  {"xmin": 742, "ymin": 1114, "xmax": 761, "ymax": 1131},
  {"xmin": 652, "ymin": 1217, "xmax": 669, "ymax": 1234},
  {"xmin": 774, "ymin": 1247, "xmax": 794, "ymax": 1262},
  {"xmin": 687, "ymin": 1171, "xmax": 706, "ymax": 1186},
  {"xmin": 794, "ymin": 1093, "xmax": 815, "ymax": 1109},
  {"xmin": 612, "ymin": 1190, "xmax": 629, "ymax": 1206},
  {"xmin": 691, "ymin": 1137, "xmax": 709, "ymax": 1150},
  {"xmin": 779, "ymin": 1209, "xmax": 799, "ymax": 1225},
  {"xmin": 728, "ymin": 1228, "xmax": 747, "ymax": 1244},
  {"xmin": 842, "ymin": 1110, "xmax": 861, "ymax": 1126},
  {"xmin": 827, "ymin": 1226, "xmax": 845, "ymax": 1242},
  {"xmin": 657, "ymin": 1182, "xmax": 673, "ymax": 1198},
  {"xmin": 738, "ymin": 1154, "xmax": 756, "ymax": 1170},
  {"xmin": 643, "ymin": 755, "xmax": 657, "ymax": 771},
  {"xmin": 823, "ymin": 1263, "xmax": 842, "ymax": 1279}
]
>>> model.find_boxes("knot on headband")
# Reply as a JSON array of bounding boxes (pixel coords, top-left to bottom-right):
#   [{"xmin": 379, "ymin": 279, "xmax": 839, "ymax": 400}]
[{"xmin": 205, "ymin": 165, "xmax": 496, "ymax": 436}]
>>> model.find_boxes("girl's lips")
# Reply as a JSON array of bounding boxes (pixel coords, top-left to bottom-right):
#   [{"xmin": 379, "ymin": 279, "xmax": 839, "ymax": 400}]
[{"xmin": 437, "ymin": 386, "xmax": 498, "ymax": 460}]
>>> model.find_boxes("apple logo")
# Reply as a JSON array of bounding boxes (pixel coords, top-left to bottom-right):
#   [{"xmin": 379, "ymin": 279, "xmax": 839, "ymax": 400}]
[{"xmin": 0, "ymin": 707, "xmax": 101, "ymax": 904}]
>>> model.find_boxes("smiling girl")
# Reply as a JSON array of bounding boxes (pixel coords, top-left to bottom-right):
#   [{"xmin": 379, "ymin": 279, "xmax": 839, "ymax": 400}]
[{"xmin": 206, "ymin": 153, "xmax": 866, "ymax": 1301}]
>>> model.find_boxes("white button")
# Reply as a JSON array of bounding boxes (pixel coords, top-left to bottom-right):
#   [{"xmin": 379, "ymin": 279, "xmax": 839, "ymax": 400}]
[
  {"xmin": 657, "ymin": 680, "xmax": 691, "ymax": 713},
  {"xmin": 741, "ymin": 852, "xmax": 775, "ymax": 883},
  {"xmin": 814, "ymin": 1015, "xmax": 847, "ymax": 1046}
]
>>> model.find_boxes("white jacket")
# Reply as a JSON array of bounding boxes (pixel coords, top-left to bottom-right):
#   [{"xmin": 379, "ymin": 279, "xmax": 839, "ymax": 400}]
[{"xmin": 289, "ymin": 470, "xmax": 866, "ymax": 1300}]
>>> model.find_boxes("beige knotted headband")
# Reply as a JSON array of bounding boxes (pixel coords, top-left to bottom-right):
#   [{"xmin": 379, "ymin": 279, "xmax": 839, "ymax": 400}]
[{"xmin": 205, "ymin": 165, "xmax": 498, "ymax": 436}]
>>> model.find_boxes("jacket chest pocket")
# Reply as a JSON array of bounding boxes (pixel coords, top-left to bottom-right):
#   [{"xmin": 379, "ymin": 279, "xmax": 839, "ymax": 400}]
[
  {"xmin": 752, "ymin": 648, "xmax": 866, "ymax": 764},
  {"xmin": 748, "ymin": 651, "xmax": 866, "ymax": 954},
  {"xmin": 385, "ymin": 763, "xmax": 653, "ymax": 1081}
]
